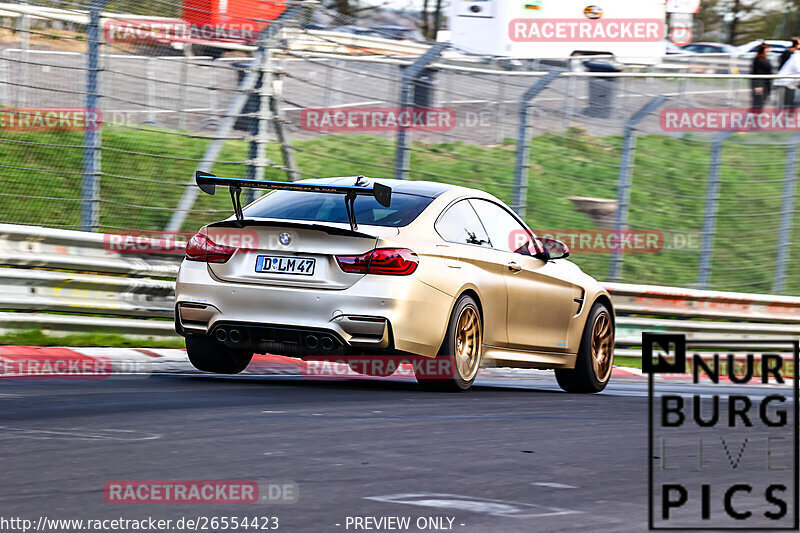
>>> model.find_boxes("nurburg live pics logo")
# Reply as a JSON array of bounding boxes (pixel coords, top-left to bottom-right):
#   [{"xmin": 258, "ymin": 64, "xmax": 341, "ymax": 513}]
[{"xmin": 645, "ymin": 332, "xmax": 799, "ymax": 530}]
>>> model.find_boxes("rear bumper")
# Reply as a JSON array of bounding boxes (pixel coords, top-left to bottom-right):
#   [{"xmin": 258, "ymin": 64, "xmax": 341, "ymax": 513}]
[
  {"xmin": 178, "ymin": 320, "xmax": 354, "ymax": 356},
  {"xmin": 174, "ymin": 260, "xmax": 454, "ymax": 357}
]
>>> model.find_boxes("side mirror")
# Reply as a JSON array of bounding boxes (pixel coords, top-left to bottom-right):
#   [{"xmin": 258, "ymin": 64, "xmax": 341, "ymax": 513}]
[{"xmin": 534, "ymin": 237, "xmax": 570, "ymax": 260}]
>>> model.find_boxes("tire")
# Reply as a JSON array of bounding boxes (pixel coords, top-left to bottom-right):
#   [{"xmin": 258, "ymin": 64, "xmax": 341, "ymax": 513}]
[
  {"xmin": 555, "ymin": 303, "xmax": 614, "ymax": 393},
  {"xmin": 185, "ymin": 336, "xmax": 253, "ymax": 374},
  {"xmin": 415, "ymin": 294, "xmax": 483, "ymax": 392}
]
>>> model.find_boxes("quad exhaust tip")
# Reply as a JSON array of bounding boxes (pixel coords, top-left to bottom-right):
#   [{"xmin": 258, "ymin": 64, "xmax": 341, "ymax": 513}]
[
  {"xmin": 305, "ymin": 335, "xmax": 319, "ymax": 349},
  {"xmin": 217, "ymin": 327, "xmax": 336, "ymax": 350},
  {"xmin": 306, "ymin": 334, "xmax": 335, "ymax": 351},
  {"xmin": 215, "ymin": 327, "xmax": 241, "ymax": 344}
]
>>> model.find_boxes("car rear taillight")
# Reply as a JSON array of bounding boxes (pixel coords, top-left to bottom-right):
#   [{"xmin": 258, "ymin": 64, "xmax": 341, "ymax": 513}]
[
  {"xmin": 185, "ymin": 233, "xmax": 236, "ymax": 263},
  {"xmin": 336, "ymin": 248, "xmax": 419, "ymax": 276}
]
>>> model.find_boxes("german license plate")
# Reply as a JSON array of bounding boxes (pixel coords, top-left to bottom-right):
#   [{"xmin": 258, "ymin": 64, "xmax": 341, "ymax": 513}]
[{"xmin": 255, "ymin": 255, "xmax": 316, "ymax": 276}]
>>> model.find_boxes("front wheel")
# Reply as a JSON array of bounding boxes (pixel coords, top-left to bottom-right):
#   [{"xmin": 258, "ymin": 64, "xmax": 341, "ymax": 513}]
[
  {"xmin": 415, "ymin": 294, "xmax": 483, "ymax": 392},
  {"xmin": 185, "ymin": 336, "xmax": 253, "ymax": 374},
  {"xmin": 555, "ymin": 303, "xmax": 614, "ymax": 393}
]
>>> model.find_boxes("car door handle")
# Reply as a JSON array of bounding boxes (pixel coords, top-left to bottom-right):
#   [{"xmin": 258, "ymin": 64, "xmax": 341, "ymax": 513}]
[
  {"xmin": 436, "ymin": 244, "xmax": 462, "ymax": 269},
  {"xmin": 507, "ymin": 261, "xmax": 522, "ymax": 273}
]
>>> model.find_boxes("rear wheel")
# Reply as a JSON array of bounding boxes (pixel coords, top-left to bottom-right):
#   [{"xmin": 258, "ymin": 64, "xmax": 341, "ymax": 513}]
[
  {"xmin": 415, "ymin": 294, "xmax": 482, "ymax": 392},
  {"xmin": 185, "ymin": 336, "xmax": 253, "ymax": 374},
  {"xmin": 555, "ymin": 303, "xmax": 614, "ymax": 393}
]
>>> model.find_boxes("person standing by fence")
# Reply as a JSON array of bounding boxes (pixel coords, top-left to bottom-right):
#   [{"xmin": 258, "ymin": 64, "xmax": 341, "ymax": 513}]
[
  {"xmin": 775, "ymin": 43, "xmax": 800, "ymax": 109},
  {"xmin": 779, "ymin": 38, "xmax": 800, "ymax": 69},
  {"xmin": 751, "ymin": 43, "xmax": 772, "ymax": 110}
]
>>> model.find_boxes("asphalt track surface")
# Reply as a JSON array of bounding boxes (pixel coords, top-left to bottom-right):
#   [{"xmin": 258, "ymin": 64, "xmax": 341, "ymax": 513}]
[{"xmin": 0, "ymin": 369, "xmax": 795, "ymax": 533}]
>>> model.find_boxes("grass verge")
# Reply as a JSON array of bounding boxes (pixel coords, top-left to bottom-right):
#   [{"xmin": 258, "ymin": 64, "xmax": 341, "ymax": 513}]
[
  {"xmin": 0, "ymin": 330, "xmax": 185, "ymax": 348},
  {"xmin": 3, "ymin": 126, "xmax": 796, "ymax": 294}
]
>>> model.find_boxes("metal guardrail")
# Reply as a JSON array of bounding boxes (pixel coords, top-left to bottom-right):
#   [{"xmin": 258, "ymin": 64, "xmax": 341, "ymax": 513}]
[
  {"xmin": 607, "ymin": 282, "xmax": 800, "ymax": 323},
  {"xmin": 0, "ymin": 224, "xmax": 178, "ymax": 337},
  {"xmin": 0, "ymin": 224, "xmax": 179, "ymax": 277},
  {"xmin": 1, "ymin": 224, "xmax": 798, "ymax": 349}
]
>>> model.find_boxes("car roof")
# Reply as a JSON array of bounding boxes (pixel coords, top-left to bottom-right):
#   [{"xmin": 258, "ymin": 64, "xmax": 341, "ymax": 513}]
[
  {"xmin": 737, "ymin": 40, "xmax": 791, "ymax": 49},
  {"xmin": 745, "ymin": 39, "xmax": 791, "ymax": 45},
  {"xmin": 299, "ymin": 176, "xmax": 461, "ymax": 198},
  {"xmin": 683, "ymin": 42, "xmax": 729, "ymax": 48}
]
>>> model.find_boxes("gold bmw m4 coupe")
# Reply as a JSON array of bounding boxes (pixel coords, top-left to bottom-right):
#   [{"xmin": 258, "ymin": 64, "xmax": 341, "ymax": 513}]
[{"xmin": 174, "ymin": 172, "xmax": 615, "ymax": 392}]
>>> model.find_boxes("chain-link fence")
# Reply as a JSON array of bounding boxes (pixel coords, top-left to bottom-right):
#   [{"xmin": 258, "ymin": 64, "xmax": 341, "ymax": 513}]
[{"xmin": 1, "ymin": 0, "xmax": 799, "ymax": 296}]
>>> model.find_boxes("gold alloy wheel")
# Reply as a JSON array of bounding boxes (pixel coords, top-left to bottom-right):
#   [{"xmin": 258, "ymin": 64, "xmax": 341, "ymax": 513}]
[
  {"xmin": 591, "ymin": 311, "xmax": 614, "ymax": 382},
  {"xmin": 455, "ymin": 305, "xmax": 482, "ymax": 381}
]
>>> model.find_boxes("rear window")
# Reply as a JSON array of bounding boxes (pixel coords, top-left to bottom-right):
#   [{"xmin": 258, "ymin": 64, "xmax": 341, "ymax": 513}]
[{"xmin": 243, "ymin": 190, "xmax": 434, "ymax": 227}]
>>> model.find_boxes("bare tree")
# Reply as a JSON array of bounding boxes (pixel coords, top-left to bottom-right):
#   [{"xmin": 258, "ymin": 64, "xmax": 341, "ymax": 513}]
[
  {"xmin": 422, "ymin": 0, "xmax": 430, "ymax": 39},
  {"xmin": 433, "ymin": 0, "xmax": 443, "ymax": 36},
  {"xmin": 695, "ymin": 0, "xmax": 722, "ymax": 40},
  {"xmin": 723, "ymin": 0, "xmax": 763, "ymax": 44},
  {"xmin": 781, "ymin": 0, "xmax": 800, "ymax": 38},
  {"xmin": 328, "ymin": 0, "xmax": 354, "ymax": 17}
]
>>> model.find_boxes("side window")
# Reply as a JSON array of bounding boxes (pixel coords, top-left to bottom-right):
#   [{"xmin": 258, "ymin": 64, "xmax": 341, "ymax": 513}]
[
  {"xmin": 469, "ymin": 199, "xmax": 532, "ymax": 254},
  {"xmin": 435, "ymin": 200, "xmax": 490, "ymax": 246}
]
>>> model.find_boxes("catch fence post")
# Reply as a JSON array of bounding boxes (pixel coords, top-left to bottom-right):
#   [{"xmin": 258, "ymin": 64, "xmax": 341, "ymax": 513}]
[
  {"xmin": 209, "ymin": 62, "xmax": 218, "ymax": 117},
  {"xmin": 145, "ymin": 57, "xmax": 156, "ymax": 124},
  {"xmin": 511, "ymin": 71, "xmax": 561, "ymax": 217},
  {"xmin": 496, "ymin": 73, "xmax": 506, "ymax": 144},
  {"xmin": 393, "ymin": 42, "xmax": 448, "ymax": 180},
  {"xmin": 608, "ymin": 94, "xmax": 668, "ymax": 281},
  {"xmin": 17, "ymin": 0, "xmax": 29, "ymax": 107},
  {"xmin": 563, "ymin": 60, "xmax": 577, "ymax": 127},
  {"xmin": 245, "ymin": 45, "xmax": 275, "ymax": 204},
  {"xmin": 270, "ymin": 63, "xmax": 300, "ymax": 182},
  {"xmin": 697, "ymin": 131, "xmax": 733, "ymax": 289},
  {"xmin": 323, "ymin": 59, "xmax": 332, "ymax": 107},
  {"xmin": 176, "ymin": 47, "xmax": 190, "ymax": 130},
  {"xmin": 0, "ymin": 49, "xmax": 10, "ymax": 105},
  {"xmin": 773, "ymin": 133, "xmax": 800, "ymax": 294},
  {"xmin": 81, "ymin": 0, "xmax": 108, "ymax": 232}
]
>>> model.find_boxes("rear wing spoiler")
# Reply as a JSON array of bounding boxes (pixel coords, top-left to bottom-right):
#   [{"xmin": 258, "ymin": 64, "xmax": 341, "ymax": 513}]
[{"xmin": 195, "ymin": 171, "xmax": 392, "ymax": 230}]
